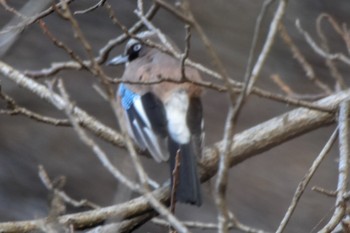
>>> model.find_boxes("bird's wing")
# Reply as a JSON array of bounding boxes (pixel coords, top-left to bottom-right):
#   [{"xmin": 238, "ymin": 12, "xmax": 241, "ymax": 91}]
[
  {"xmin": 187, "ymin": 97, "xmax": 205, "ymax": 159},
  {"xmin": 121, "ymin": 89, "xmax": 170, "ymax": 162}
]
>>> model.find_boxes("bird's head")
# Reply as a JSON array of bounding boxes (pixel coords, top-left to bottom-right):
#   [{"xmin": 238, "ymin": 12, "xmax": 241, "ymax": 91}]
[{"xmin": 107, "ymin": 31, "xmax": 157, "ymax": 66}]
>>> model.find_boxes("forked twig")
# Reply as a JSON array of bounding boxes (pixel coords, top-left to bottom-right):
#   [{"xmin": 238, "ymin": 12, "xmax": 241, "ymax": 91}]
[{"xmin": 38, "ymin": 165, "xmax": 100, "ymax": 209}]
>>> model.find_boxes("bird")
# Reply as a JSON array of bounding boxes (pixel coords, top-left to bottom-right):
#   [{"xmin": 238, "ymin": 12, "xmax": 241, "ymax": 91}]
[{"xmin": 107, "ymin": 31, "xmax": 204, "ymax": 206}]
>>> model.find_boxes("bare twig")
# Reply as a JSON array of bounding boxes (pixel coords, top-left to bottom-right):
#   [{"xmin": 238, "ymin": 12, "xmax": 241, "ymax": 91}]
[
  {"xmin": 278, "ymin": 23, "xmax": 332, "ymax": 94},
  {"xmin": 55, "ymin": 79, "xmax": 141, "ymax": 192},
  {"xmin": 39, "ymin": 165, "xmax": 100, "ymax": 209},
  {"xmin": 169, "ymin": 150, "xmax": 181, "ymax": 233},
  {"xmin": 312, "ymin": 186, "xmax": 337, "ymax": 197},
  {"xmin": 229, "ymin": 211, "xmax": 269, "ymax": 233},
  {"xmin": 74, "ymin": 0, "xmax": 106, "ymax": 15},
  {"xmin": 0, "ymin": 86, "xmax": 71, "ymax": 126},
  {"xmin": 296, "ymin": 19, "xmax": 350, "ymax": 66},
  {"xmin": 270, "ymin": 74, "xmax": 294, "ymax": 96},
  {"xmin": 107, "ymin": 71, "xmax": 334, "ymax": 113},
  {"xmin": 170, "ymin": 150, "xmax": 181, "ymax": 215},
  {"xmin": 0, "ymin": 0, "xmax": 28, "ymax": 19},
  {"xmin": 243, "ymin": 0, "xmax": 276, "ymax": 89},
  {"xmin": 0, "ymin": 0, "xmax": 74, "ymax": 35},
  {"xmin": 134, "ymin": 12, "xmax": 178, "ymax": 53},
  {"xmin": 320, "ymin": 101, "xmax": 350, "ymax": 232},
  {"xmin": 180, "ymin": 25, "xmax": 191, "ymax": 81},
  {"xmin": 24, "ymin": 3, "xmax": 159, "ymax": 78},
  {"xmin": 214, "ymin": 1, "xmax": 287, "ymax": 231},
  {"xmin": 55, "ymin": 1, "xmax": 115, "ymax": 102},
  {"xmin": 38, "ymin": 20, "xmax": 87, "ymax": 70},
  {"xmin": 316, "ymin": 14, "xmax": 347, "ymax": 90},
  {"xmin": 276, "ymin": 128, "xmax": 339, "ymax": 233},
  {"xmin": 247, "ymin": 0, "xmax": 288, "ymax": 92},
  {"xmin": 179, "ymin": 3, "xmax": 235, "ymax": 231}
]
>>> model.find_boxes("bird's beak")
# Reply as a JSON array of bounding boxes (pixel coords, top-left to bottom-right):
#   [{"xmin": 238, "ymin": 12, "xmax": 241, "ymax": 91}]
[{"xmin": 106, "ymin": 54, "xmax": 129, "ymax": 66}]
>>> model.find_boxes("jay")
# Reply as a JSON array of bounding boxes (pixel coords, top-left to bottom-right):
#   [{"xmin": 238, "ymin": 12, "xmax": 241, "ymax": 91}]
[{"xmin": 108, "ymin": 31, "xmax": 204, "ymax": 206}]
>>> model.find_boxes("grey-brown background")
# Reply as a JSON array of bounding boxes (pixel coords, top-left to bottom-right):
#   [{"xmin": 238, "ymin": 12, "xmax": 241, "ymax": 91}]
[{"xmin": 0, "ymin": 1, "xmax": 349, "ymax": 232}]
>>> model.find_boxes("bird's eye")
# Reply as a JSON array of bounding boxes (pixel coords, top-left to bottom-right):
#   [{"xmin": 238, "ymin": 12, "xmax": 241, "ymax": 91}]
[
  {"xmin": 127, "ymin": 43, "xmax": 142, "ymax": 62},
  {"xmin": 133, "ymin": 43, "xmax": 142, "ymax": 52}
]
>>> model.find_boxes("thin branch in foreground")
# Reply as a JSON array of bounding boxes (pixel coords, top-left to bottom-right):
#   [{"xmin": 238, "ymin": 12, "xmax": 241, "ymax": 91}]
[
  {"xmin": 215, "ymin": 1, "xmax": 288, "ymax": 231},
  {"xmin": 208, "ymin": 3, "xmax": 287, "ymax": 228},
  {"xmin": 319, "ymin": 101, "xmax": 350, "ymax": 232},
  {"xmin": 276, "ymin": 128, "xmax": 339, "ymax": 233},
  {"xmin": 0, "ymin": 86, "xmax": 71, "ymax": 126},
  {"xmin": 54, "ymin": 79, "xmax": 141, "ymax": 193}
]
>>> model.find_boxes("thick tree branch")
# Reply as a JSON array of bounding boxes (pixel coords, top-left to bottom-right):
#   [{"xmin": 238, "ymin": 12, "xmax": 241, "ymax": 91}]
[{"xmin": 200, "ymin": 89, "xmax": 349, "ymax": 182}]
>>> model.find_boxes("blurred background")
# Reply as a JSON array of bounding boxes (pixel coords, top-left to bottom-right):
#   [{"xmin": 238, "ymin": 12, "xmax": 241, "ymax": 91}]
[{"xmin": 0, "ymin": 1, "xmax": 350, "ymax": 232}]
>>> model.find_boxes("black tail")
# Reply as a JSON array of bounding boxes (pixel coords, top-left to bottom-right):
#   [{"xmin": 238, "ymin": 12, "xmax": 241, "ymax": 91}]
[{"xmin": 168, "ymin": 140, "xmax": 202, "ymax": 206}]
